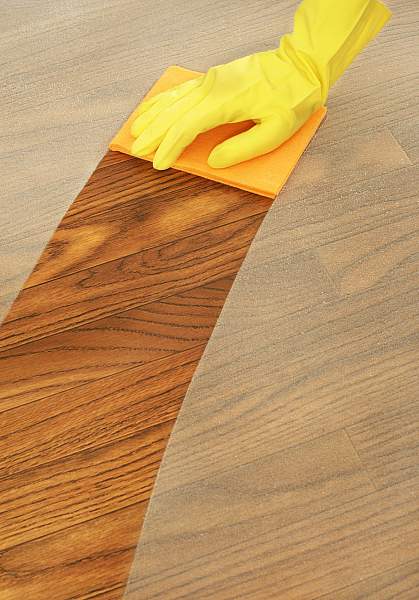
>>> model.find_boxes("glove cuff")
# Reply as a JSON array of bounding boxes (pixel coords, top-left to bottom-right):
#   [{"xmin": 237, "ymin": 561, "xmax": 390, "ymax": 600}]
[{"xmin": 277, "ymin": 0, "xmax": 391, "ymax": 103}]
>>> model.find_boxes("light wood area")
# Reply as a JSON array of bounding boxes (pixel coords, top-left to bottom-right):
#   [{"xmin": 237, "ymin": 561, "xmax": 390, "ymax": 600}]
[{"xmin": 1, "ymin": 0, "xmax": 418, "ymax": 598}]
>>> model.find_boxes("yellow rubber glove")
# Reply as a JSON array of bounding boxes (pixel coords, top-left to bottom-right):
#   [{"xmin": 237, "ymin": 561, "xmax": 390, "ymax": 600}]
[{"xmin": 131, "ymin": 0, "xmax": 391, "ymax": 170}]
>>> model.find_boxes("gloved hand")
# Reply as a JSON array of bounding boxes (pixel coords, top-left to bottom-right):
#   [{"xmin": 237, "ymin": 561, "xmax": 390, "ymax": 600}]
[{"xmin": 131, "ymin": 0, "xmax": 391, "ymax": 170}]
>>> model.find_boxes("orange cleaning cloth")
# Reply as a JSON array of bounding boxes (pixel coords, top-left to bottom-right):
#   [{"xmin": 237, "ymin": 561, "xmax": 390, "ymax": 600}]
[{"xmin": 109, "ymin": 66, "xmax": 327, "ymax": 199}]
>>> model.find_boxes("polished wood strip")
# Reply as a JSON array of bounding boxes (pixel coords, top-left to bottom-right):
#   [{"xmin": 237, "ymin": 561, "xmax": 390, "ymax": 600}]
[
  {"xmin": 0, "ymin": 128, "xmax": 275, "ymax": 600},
  {"xmin": 0, "ymin": 345, "xmax": 204, "ymax": 480},
  {"xmin": 0, "ymin": 211, "xmax": 264, "ymax": 350},
  {"xmin": 0, "ymin": 276, "xmax": 233, "ymax": 410},
  {"xmin": 0, "ymin": 503, "xmax": 143, "ymax": 600},
  {"xmin": 0, "ymin": 418, "xmax": 174, "ymax": 550},
  {"xmin": 28, "ymin": 159, "xmax": 271, "ymax": 287},
  {"xmin": 0, "ymin": 128, "xmax": 277, "ymax": 600}
]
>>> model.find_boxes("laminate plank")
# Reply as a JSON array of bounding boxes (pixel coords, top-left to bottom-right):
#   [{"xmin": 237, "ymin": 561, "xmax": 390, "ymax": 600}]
[
  {"xmin": 0, "ymin": 418, "xmax": 173, "ymax": 551},
  {"xmin": 0, "ymin": 213, "xmax": 263, "ymax": 350},
  {"xmin": 318, "ymin": 559, "xmax": 419, "ymax": 600},
  {"xmin": 125, "ymin": 466, "xmax": 419, "ymax": 599},
  {"xmin": 0, "ymin": 503, "xmax": 142, "ymax": 600},
  {"xmin": 28, "ymin": 159, "xmax": 271, "ymax": 287},
  {"xmin": 321, "ymin": 73, "xmax": 417, "ymax": 146},
  {"xmin": 287, "ymin": 129, "xmax": 410, "ymax": 197},
  {"xmin": 248, "ymin": 162, "xmax": 417, "ymax": 264},
  {"xmin": 141, "ymin": 429, "xmax": 375, "ymax": 541},
  {"xmin": 0, "ymin": 276, "xmax": 232, "ymax": 409},
  {"xmin": 315, "ymin": 209, "xmax": 419, "ymax": 295},
  {"xmin": 0, "ymin": 345, "xmax": 203, "ymax": 478},
  {"xmin": 347, "ymin": 405, "xmax": 419, "ymax": 489}
]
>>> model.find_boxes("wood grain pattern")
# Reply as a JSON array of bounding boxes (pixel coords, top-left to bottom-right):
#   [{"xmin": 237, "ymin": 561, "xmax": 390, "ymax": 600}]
[
  {"xmin": 347, "ymin": 405, "xmax": 419, "ymax": 489},
  {"xmin": 28, "ymin": 159, "xmax": 271, "ymax": 287},
  {"xmin": 0, "ymin": 277, "xmax": 233, "ymax": 409},
  {"xmin": 126, "ymin": 473, "xmax": 419, "ymax": 598},
  {"xmin": 0, "ymin": 418, "xmax": 175, "ymax": 550},
  {"xmin": 1, "ymin": 1, "xmax": 418, "ymax": 598},
  {"xmin": 0, "ymin": 504, "xmax": 143, "ymax": 600},
  {"xmin": 0, "ymin": 346, "xmax": 206, "ymax": 480},
  {"xmin": 0, "ymin": 207, "xmax": 264, "ymax": 350},
  {"xmin": 319, "ymin": 559, "xmax": 419, "ymax": 599}
]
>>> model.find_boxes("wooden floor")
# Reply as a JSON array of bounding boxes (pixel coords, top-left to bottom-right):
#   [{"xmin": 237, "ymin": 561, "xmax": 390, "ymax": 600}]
[
  {"xmin": 123, "ymin": 138, "xmax": 419, "ymax": 597},
  {"xmin": 1, "ymin": 0, "xmax": 418, "ymax": 598}
]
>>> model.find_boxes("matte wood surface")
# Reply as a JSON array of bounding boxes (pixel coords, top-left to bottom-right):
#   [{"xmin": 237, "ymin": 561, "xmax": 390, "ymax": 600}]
[{"xmin": 1, "ymin": 1, "xmax": 418, "ymax": 599}]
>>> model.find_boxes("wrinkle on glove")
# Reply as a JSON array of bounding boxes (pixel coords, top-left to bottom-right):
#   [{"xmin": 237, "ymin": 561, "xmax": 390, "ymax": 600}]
[
  {"xmin": 283, "ymin": 0, "xmax": 392, "ymax": 101},
  {"xmin": 129, "ymin": 0, "xmax": 390, "ymax": 170}
]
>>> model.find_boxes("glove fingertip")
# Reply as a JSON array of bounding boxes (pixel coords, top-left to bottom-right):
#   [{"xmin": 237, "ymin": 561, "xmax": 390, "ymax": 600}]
[
  {"xmin": 153, "ymin": 155, "xmax": 173, "ymax": 170},
  {"xmin": 131, "ymin": 137, "xmax": 155, "ymax": 158},
  {"xmin": 152, "ymin": 143, "xmax": 177, "ymax": 170},
  {"xmin": 130, "ymin": 119, "xmax": 143, "ymax": 138},
  {"xmin": 208, "ymin": 146, "xmax": 237, "ymax": 169}
]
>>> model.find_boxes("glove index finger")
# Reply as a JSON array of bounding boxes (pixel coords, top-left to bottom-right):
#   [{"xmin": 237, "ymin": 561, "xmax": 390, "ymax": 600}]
[
  {"xmin": 134, "ymin": 94, "xmax": 161, "ymax": 118},
  {"xmin": 131, "ymin": 76, "xmax": 203, "ymax": 138}
]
